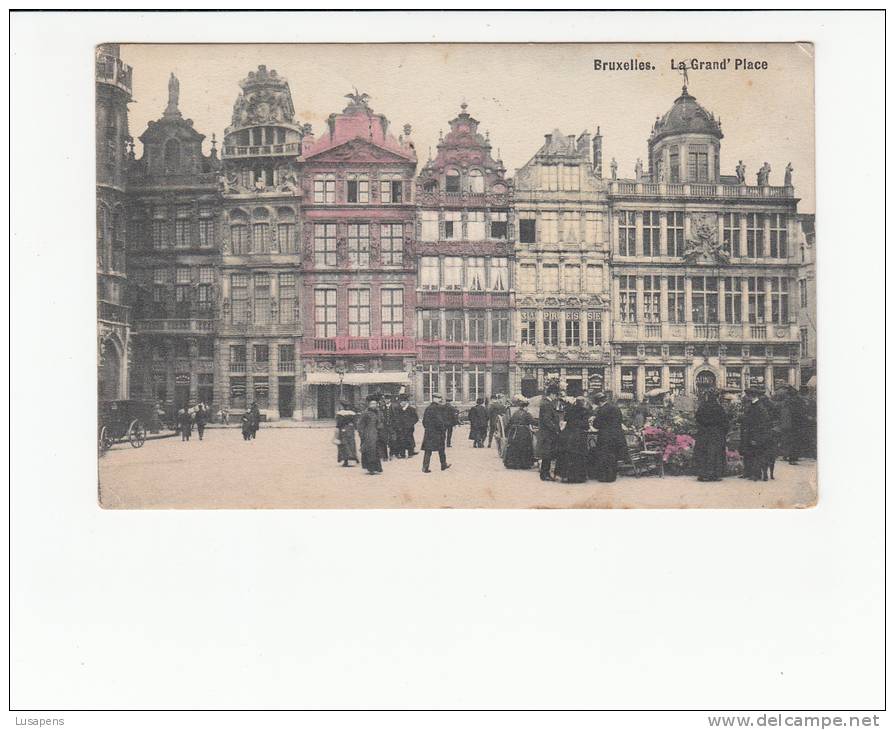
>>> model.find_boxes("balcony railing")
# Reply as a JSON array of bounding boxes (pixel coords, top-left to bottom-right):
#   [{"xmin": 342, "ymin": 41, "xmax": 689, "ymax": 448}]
[
  {"xmin": 222, "ymin": 142, "xmax": 301, "ymax": 158},
  {"xmin": 277, "ymin": 360, "xmax": 296, "ymax": 373},
  {"xmin": 609, "ymin": 180, "xmax": 794, "ymax": 199},
  {"xmin": 693, "ymin": 325, "xmax": 720, "ymax": 339},
  {"xmin": 304, "ymin": 336, "xmax": 414, "ymax": 355},
  {"xmin": 750, "ymin": 325, "xmax": 768, "ymax": 339},
  {"xmin": 416, "ymin": 290, "xmax": 514, "ymax": 309},
  {"xmin": 612, "ymin": 321, "xmax": 796, "ymax": 343},
  {"xmin": 136, "ymin": 318, "xmax": 215, "ymax": 333},
  {"xmin": 416, "ymin": 342, "xmax": 514, "ymax": 363},
  {"xmin": 644, "ymin": 324, "xmax": 662, "ymax": 339},
  {"xmin": 96, "ymin": 53, "xmax": 132, "ymax": 93},
  {"xmin": 229, "ymin": 362, "xmax": 248, "ymax": 373}
]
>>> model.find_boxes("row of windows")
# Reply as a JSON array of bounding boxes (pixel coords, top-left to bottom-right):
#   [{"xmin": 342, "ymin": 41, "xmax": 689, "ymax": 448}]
[
  {"xmin": 616, "ymin": 275, "xmax": 792, "ymax": 325},
  {"xmin": 617, "ymin": 212, "xmax": 788, "ymax": 258},
  {"xmin": 419, "ymin": 256, "xmax": 508, "ymax": 291},
  {"xmin": 516, "ymin": 263, "xmax": 603, "ymax": 293},
  {"xmin": 418, "ymin": 310, "xmax": 511, "ymax": 343},
  {"xmin": 661, "ymin": 143, "xmax": 714, "ymax": 184},
  {"xmin": 419, "ymin": 364, "xmax": 505, "ymax": 403},
  {"xmin": 313, "ymin": 288, "xmax": 405, "ymax": 338},
  {"xmin": 152, "ymin": 339, "xmax": 215, "ymax": 360},
  {"xmin": 514, "ymin": 211, "xmax": 602, "ymax": 246},
  {"xmin": 230, "ymin": 222, "xmax": 297, "ymax": 255},
  {"xmin": 618, "ymin": 365, "xmax": 788, "ymax": 396},
  {"xmin": 313, "ymin": 174, "xmax": 405, "ymax": 204},
  {"xmin": 229, "ymin": 273, "xmax": 297, "ymax": 325},
  {"xmin": 313, "ymin": 222, "xmax": 404, "ymax": 267},
  {"xmin": 518, "ymin": 310, "xmax": 603, "ymax": 348},
  {"xmin": 419, "ymin": 210, "xmax": 509, "ymax": 241},
  {"xmin": 229, "ymin": 343, "xmax": 295, "ymax": 364}
]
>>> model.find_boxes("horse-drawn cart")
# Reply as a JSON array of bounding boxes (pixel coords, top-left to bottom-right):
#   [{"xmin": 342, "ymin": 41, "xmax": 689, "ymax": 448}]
[{"xmin": 98, "ymin": 399, "xmax": 151, "ymax": 454}]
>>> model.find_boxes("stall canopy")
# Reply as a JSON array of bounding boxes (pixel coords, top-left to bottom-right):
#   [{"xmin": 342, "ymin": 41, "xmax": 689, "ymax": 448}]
[{"xmin": 305, "ymin": 372, "xmax": 410, "ymax": 385}]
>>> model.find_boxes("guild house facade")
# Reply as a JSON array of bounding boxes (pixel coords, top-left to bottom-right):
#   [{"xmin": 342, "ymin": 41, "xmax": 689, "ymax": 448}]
[
  {"xmin": 413, "ymin": 105, "xmax": 516, "ymax": 403},
  {"xmin": 605, "ymin": 85, "xmax": 803, "ymax": 400},
  {"xmin": 512, "ymin": 129, "xmax": 611, "ymax": 399},
  {"xmin": 98, "ymin": 49, "xmax": 812, "ymax": 420}
]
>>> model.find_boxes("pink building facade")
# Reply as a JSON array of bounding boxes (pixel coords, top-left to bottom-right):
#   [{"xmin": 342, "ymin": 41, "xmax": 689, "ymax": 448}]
[
  {"xmin": 298, "ymin": 93, "xmax": 418, "ymax": 418},
  {"xmin": 414, "ymin": 104, "xmax": 516, "ymax": 404}
]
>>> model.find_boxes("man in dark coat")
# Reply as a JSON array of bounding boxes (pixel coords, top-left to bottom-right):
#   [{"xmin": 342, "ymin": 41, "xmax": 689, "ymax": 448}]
[
  {"xmin": 248, "ymin": 402, "xmax": 261, "ymax": 440},
  {"xmin": 468, "ymin": 398, "xmax": 488, "ymax": 448},
  {"xmin": 378, "ymin": 393, "xmax": 395, "ymax": 461},
  {"xmin": 486, "ymin": 394, "xmax": 507, "ymax": 448},
  {"xmin": 195, "ymin": 403, "xmax": 208, "ymax": 441},
  {"xmin": 357, "ymin": 396, "xmax": 385, "ymax": 475},
  {"xmin": 443, "ymin": 398, "xmax": 460, "ymax": 447},
  {"xmin": 591, "ymin": 392, "xmax": 627, "ymax": 482},
  {"xmin": 392, "ymin": 394, "xmax": 419, "ymax": 458},
  {"xmin": 779, "ymin": 386, "xmax": 806, "ymax": 465},
  {"xmin": 421, "ymin": 394, "xmax": 451, "ymax": 473},
  {"xmin": 538, "ymin": 386, "xmax": 562, "ymax": 481},
  {"xmin": 179, "ymin": 408, "xmax": 193, "ymax": 442},
  {"xmin": 740, "ymin": 388, "xmax": 773, "ymax": 481},
  {"xmin": 694, "ymin": 389, "xmax": 730, "ymax": 481}
]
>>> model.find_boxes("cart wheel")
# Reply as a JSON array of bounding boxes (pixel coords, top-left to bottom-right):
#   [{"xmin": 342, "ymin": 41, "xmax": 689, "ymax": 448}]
[
  {"xmin": 99, "ymin": 426, "xmax": 112, "ymax": 454},
  {"xmin": 128, "ymin": 420, "xmax": 146, "ymax": 448}
]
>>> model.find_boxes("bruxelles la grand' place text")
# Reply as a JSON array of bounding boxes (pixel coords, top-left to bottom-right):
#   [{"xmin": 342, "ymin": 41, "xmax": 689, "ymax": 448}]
[{"xmin": 97, "ymin": 46, "xmax": 815, "ymax": 421}]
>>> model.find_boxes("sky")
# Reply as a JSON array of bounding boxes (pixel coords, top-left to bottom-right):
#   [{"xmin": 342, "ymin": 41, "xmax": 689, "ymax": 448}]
[{"xmin": 119, "ymin": 42, "xmax": 815, "ymax": 212}]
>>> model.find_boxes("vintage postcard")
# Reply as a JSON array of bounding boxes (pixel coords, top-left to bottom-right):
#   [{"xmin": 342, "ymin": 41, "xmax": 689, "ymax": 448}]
[{"xmin": 96, "ymin": 42, "xmax": 816, "ymax": 508}]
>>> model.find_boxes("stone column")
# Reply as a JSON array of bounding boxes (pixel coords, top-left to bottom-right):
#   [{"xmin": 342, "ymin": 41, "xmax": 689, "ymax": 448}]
[
  {"xmin": 635, "ymin": 276, "xmax": 645, "ymax": 327},
  {"xmin": 461, "ymin": 367, "xmax": 470, "ymax": 402},
  {"xmin": 684, "ymin": 276, "xmax": 693, "ymax": 323},
  {"xmin": 659, "ymin": 212, "xmax": 668, "ymax": 257},
  {"xmin": 635, "ymin": 211, "xmax": 644, "ymax": 257},
  {"xmin": 661, "ymin": 364, "xmax": 670, "ymax": 390},
  {"xmin": 739, "ymin": 214, "xmax": 748, "ymax": 258},
  {"xmin": 741, "ymin": 278, "xmax": 749, "ymax": 325},
  {"xmin": 485, "ymin": 369, "xmax": 493, "ymax": 398},
  {"xmin": 659, "ymin": 275, "xmax": 669, "ymax": 323},
  {"xmin": 764, "ymin": 277, "xmax": 773, "ymax": 325},
  {"xmin": 762, "ymin": 214, "xmax": 771, "ymax": 259},
  {"xmin": 636, "ymin": 364, "xmax": 645, "ymax": 400},
  {"xmin": 683, "ymin": 212, "xmax": 691, "ymax": 241},
  {"xmin": 765, "ymin": 364, "xmax": 773, "ymax": 393},
  {"xmin": 536, "ymin": 307, "xmax": 545, "ymax": 347},
  {"xmin": 718, "ymin": 277, "xmax": 726, "ymax": 323}
]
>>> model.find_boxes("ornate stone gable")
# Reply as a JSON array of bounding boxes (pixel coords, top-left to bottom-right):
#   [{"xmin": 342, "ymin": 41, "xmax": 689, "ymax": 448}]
[{"xmin": 304, "ymin": 138, "xmax": 415, "ymax": 165}]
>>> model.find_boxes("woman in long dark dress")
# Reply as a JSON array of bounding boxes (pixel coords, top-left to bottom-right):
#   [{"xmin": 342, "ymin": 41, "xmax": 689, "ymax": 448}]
[
  {"xmin": 335, "ymin": 400, "xmax": 359, "ymax": 467},
  {"xmin": 503, "ymin": 398, "xmax": 537, "ymax": 469},
  {"xmin": 356, "ymin": 398, "xmax": 384, "ymax": 475},
  {"xmin": 559, "ymin": 398, "xmax": 591, "ymax": 483},
  {"xmin": 591, "ymin": 392, "xmax": 627, "ymax": 483},
  {"xmin": 694, "ymin": 389, "xmax": 730, "ymax": 481}
]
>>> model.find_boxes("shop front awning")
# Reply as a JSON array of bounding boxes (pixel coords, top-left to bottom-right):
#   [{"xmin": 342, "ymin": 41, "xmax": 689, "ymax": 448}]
[{"xmin": 305, "ymin": 372, "xmax": 410, "ymax": 385}]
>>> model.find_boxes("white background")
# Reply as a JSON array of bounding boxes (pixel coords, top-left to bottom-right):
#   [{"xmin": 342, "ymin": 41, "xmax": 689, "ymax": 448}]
[{"xmin": 7, "ymin": 9, "xmax": 887, "ymax": 727}]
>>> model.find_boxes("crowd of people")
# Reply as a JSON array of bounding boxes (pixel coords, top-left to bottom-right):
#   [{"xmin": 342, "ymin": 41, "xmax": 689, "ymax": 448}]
[{"xmin": 174, "ymin": 402, "xmax": 212, "ymax": 442}]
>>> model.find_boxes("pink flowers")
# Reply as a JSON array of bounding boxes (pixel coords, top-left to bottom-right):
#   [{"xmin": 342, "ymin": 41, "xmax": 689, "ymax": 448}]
[{"xmin": 644, "ymin": 426, "xmax": 693, "ymax": 463}]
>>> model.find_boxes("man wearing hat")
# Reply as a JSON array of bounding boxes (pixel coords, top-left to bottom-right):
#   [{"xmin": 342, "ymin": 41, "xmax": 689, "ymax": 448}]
[
  {"xmin": 778, "ymin": 385, "xmax": 806, "ymax": 466},
  {"xmin": 486, "ymin": 393, "xmax": 508, "ymax": 449},
  {"xmin": 421, "ymin": 393, "xmax": 451, "ymax": 474},
  {"xmin": 378, "ymin": 392, "xmax": 395, "ymax": 461},
  {"xmin": 443, "ymin": 397, "xmax": 460, "ymax": 447},
  {"xmin": 392, "ymin": 393, "xmax": 419, "ymax": 459},
  {"xmin": 538, "ymin": 385, "xmax": 562, "ymax": 481},
  {"xmin": 740, "ymin": 387, "xmax": 772, "ymax": 481}
]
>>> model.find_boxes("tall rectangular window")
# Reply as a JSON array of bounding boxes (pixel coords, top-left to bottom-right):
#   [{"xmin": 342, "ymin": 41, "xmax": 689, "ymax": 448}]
[
  {"xmin": 230, "ymin": 224, "xmax": 249, "ymax": 255},
  {"xmin": 381, "ymin": 288, "xmax": 404, "ymax": 336},
  {"xmin": 667, "ymin": 212, "xmax": 685, "ymax": 256},
  {"xmin": 799, "ymin": 279, "xmax": 808, "ymax": 308},
  {"xmin": 445, "ymin": 310, "xmax": 464, "ymax": 342},
  {"xmin": 444, "ymin": 211, "xmax": 461, "ymax": 240},
  {"xmin": 747, "ymin": 276, "xmax": 766, "ymax": 324},
  {"xmin": 490, "ymin": 211, "xmax": 508, "ymax": 239},
  {"xmin": 445, "ymin": 366, "xmax": 462, "ymax": 402},
  {"xmin": 800, "ymin": 327, "xmax": 809, "ymax": 357},
  {"xmin": 253, "ymin": 344, "xmax": 269, "ymax": 366},
  {"xmin": 152, "ymin": 219, "xmax": 166, "ymax": 249},
  {"xmin": 380, "ymin": 223, "xmax": 403, "ymax": 266},
  {"xmin": 586, "ymin": 311, "xmax": 602, "ymax": 346},
  {"xmin": 618, "ymin": 211, "xmax": 636, "ymax": 256},
  {"xmin": 688, "ymin": 144, "xmax": 709, "ymax": 181},
  {"xmin": 420, "ymin": 256, "xmax": 440, "ymax": 290},
  {"xmin": 314, "ymin": 174, "xmax": 335, "ymax": 204},
  {"xmin": 347, "ymin": 289, "xmax": 370, "ymax": 337},
  {"xmin": 668, "ymin": 146, "xmax": 680, "ymax": 183},
  {"xmin": 421, "ymin": 310, "xmax": 440, "ymax": 340},
  {"xmin": 197, "ymin": 266, "xmax": 214, "ymax": 312},
  {"xmin": 422, "ymin": 366, "xmax": 437, "ymax": 402},
  {"xmin": 314, "ymin": 223, "xmax": 337, "ymax": 267},
  {"xmin": 490, "ymin": 257, "xmax": 508, "ymax": 291},
  {"xmin": 667, "ymin": 275, "xmax": 685, "ymax": 323},
  {"xmin": 620, "ymin": 367, "xmax": 637, "ymax": 397},
  {"xmin": 770, "ymin": 213, "xmax": 787, "ymax": 258},
  {"xmin": 543, "ymin": 311, "xmax": 559, "ymax": 346},
  {"xmin": 518, "ymin": 264, "xmax": 536, "ymax": 292},
  {"xmin": 519, "ymin": 213, "xmax": 536, "ymax": 244},
  {"xmin": 539, "ymin": 164, "xmax": 559, "ymax": 191},
  {"xmin": 725, "ymin": 367, "xmax": 742, "ymax": 391},
  {"xmin": 175, "ymin": 208, "xmax": 191, "ymax": 248},
  {"xmin": 254, "ymin": 273, "xmax": 271, "ymax": 324},
  {"xmin": 443, "ymin": 257, "xmax": 463, "ymax": 290},
  {"xmin": 198, "ymin": 218, "xmax": 214, "ymax": 249},
  {"xmin": 231, "ymin": 273, "xmax": 249, "ymax": 324},
  {"xmin": 540, "ymin": 212, "xmax": 558, "ymax": 244},
  {"xmin": 643, "ymin": 211, "xmax": 660, "ymax": 256},
  {"xmin": 722, "ymin": 213, "xmax": 741, "ymax": 257},
  {"xmin": 314, "ymin": 289, "xmax": 337, "ymax": 338},
  {"xmin": 380, "ymin": 176, "xmax": 402, "ymax": 203},
  {"xmin": 347, "ymin": 174, "xmax": 370, "ymax": 203},
  {"xmin": 277, "ymin": 223, "xmax": 295, "ymax": 254},
  {"xmin": 467, "ymin": 211, "xmax": 486, "ymax": 240},
  {"xmin": 278, "ymin": 273, "xmax": 295, "ymax": 324},
  {"xmin": 724, "ymin": 277, "xmax": 742, "ymax": 324},
  {"xmin": 771, "ymin": 278, "xmax": 790, "ymax": 324},
  {"xmin": 691, "ymin": 276, "xmax": 719, "ymax": 324},
  {"xmin": 642, "ymin": 275, "xmax": 660, "ymax": 322},
  {"xmin": 420, "ymin": 211, "xmax": 439, "ymax": 241},
  {"xmin": 468, "ymin": 366, "xmax": 486, "ymax": 402},
  {"xmin": 252, "ymin": 222, "xmax": 269, "ymax": 253},
  {"xmin": 564, "ymin": 311, "xmax": 580, "ymax": 346},
  {"xmin": 492, "ymin": 310, "xmax": 509, "ymax": 343},
  {"xmin": 669, "ymin": 367, "xmax": 686, "ymax": 395},
  {"xmin": 468, "ymin": 311, "xmax": 486, "ymax": 343},
  {"xmin": 347, "ymin": 224, "xmax": 370, "ymax": 268},
  {"xmin": 230, "ymin": 345, "xmax": 246, "ymax": 366},
  {"xmin": 520, "ymin": 310, "xmax": 536, "ymax": 345},
  {"xmin": 278, "ymin": 344, "xmax": 294, "ymax": 366},
  {"xmin": 746, "ymin": 213, "xmax": 764, "ymax": 257},
  {"xmin": 467, "ymin": 257, "xmax": 486, "ymax": 291},
  {"xmin": 563, "ymin": 265, "xmax": 580, "ymax": 293},
  {"xmin": 541, "ymin": 264, "xmax": 559, "ymax": 292},
  {"xmin": 586, "ymin": 265, "xmax": 603, "ymax": 294},
  {"xmin": 619, "ymin": 275, "xmax": 637, "ymax": 323}
]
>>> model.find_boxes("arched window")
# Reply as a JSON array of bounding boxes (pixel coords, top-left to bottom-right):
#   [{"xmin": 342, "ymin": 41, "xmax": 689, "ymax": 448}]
[
  {"xmin": 445, "ymin": 168, "xmax": 461, "ymax": 193},
  {"xmin": 163, "ymin": 138, "xmax": 180, "ymax": 173},
  {"xmin": 229, "ymin": 209, "xmax": 249, "ymax": 255},
  {"xmin": 468, "ymin": 169, "xmax": 484, "ymax": 193},
  {"xmin": 252, "ymin": 208, "xmax": 270, "ymax": 253},
  {"xmin": 276, "ymin": 207, "xmax": 296, "ymax": 254}
]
